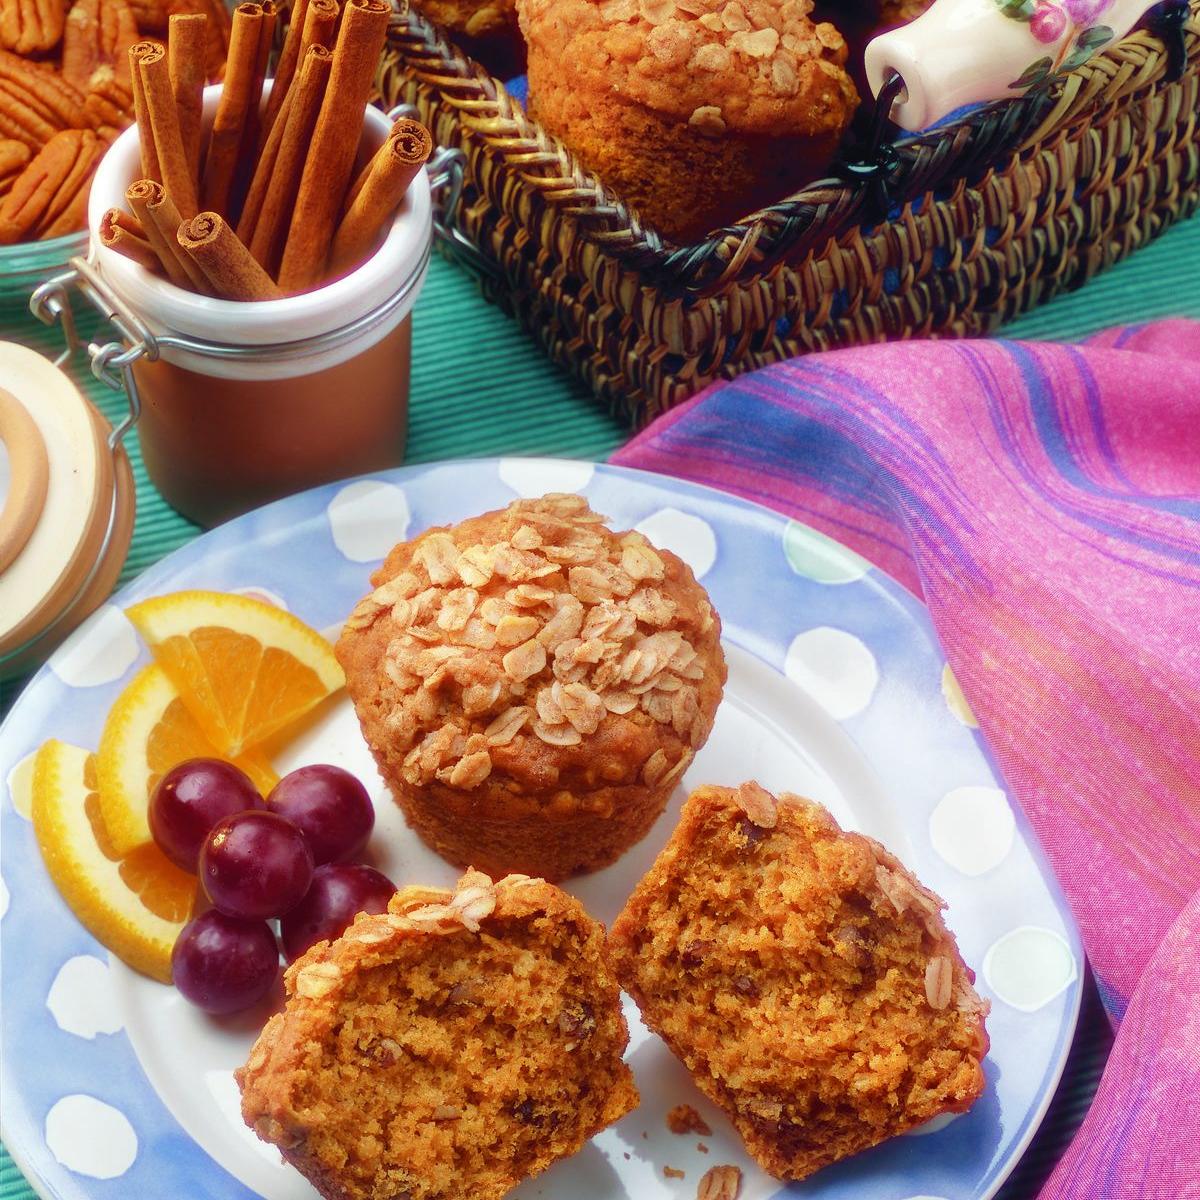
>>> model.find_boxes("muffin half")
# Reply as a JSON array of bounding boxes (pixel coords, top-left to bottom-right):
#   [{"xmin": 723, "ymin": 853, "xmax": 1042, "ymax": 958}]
[
  {"xmin": 239, "ymin": 871, "xmax": 639, "ymax": 1200},
  {"xmin": 609, "ymin": 782, "xmax": 990, "ymax": 1179},
  {"xmin": 336, "ymin": 492, "xmax": 726, "ymax": 880}
]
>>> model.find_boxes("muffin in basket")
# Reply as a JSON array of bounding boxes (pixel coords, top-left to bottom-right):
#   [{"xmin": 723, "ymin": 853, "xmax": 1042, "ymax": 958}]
[
  {"xmin": 609, "ymin": 782, "xmax": 990, "ymax": 1180},
  {"xmin": 238, "ymin": 870, "xmax": 639, "ymax": 1200},
  {"xmin": 409, "ymin": 0, "xmax": 524, "ymax": 76},
  {"xmin": 517, "ymin": 0, "xmax": 859, "ymax": 242},
  {"xmin": 336, "ymin": 492, "xmax": 726, "ymax": 881}
]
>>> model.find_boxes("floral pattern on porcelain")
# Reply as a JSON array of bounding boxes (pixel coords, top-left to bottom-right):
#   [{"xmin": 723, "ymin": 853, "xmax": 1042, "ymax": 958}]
[{"xmin": 995, "ymin": 0, "xmax": 1116, "ymax": 89}]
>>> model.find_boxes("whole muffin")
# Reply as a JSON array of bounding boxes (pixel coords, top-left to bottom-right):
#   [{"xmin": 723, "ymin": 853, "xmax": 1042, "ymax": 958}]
[
  {"xmin": 517, "ymin": 0, "xmax": 859, "ymax": 242},
  {"xmin": 238, "ymin": 871, "xmax": 639, "ymax": 1200},
  {"xmin": 336, "ymin": 492, "xmax": 726, "ymax": 881},
  {"xmin": 609, "ymin": 783, "xmax": 990, "ymax": 1179}
]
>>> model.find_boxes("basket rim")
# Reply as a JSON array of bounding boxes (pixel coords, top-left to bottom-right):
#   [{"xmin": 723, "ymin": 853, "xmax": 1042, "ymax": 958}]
[{"xmin": 385, "ymin": 0, "xmax": 1199, "ymax": 293}]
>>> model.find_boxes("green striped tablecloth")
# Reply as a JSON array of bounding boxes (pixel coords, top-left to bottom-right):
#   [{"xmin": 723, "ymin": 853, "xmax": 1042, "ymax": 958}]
[{"xmin": 2, "ymin": 211, "xmax": 1198, "ymax": 1199}]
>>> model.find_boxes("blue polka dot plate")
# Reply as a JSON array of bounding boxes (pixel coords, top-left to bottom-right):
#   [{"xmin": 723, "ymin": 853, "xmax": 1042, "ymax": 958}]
[{"xmin": 0, "ymin": 458, "xmax": 1082, "ymax": 1200}]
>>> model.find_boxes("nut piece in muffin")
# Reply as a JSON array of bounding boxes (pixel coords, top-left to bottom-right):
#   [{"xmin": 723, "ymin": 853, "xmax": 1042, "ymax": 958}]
[
  {"xmin": 609, "ymin": 783, "xmax": 990, "ymax": 1180},
  {"xmin": 238, "ymin": 870, "xmax": 640, "ymax": 1200},
  {"xmin": 517, "ymin": 0, "xmax": 859, "ymax": 242},
  {"xmin": 336, "ymin": 492, "xmax": 726, "ymax": 881}
]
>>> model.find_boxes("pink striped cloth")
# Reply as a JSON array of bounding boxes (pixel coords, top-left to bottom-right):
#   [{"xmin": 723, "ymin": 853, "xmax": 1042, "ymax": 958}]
[{"xmin": 612, "ymin": 319, "xmax": 1200, "ymax": 1198}]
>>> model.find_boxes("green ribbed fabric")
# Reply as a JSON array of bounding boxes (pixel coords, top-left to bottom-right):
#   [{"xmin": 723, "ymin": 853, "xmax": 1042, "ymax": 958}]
[{"xmin": 1, "ymin": 212, "xmax": 1196, "ymax": 1200}]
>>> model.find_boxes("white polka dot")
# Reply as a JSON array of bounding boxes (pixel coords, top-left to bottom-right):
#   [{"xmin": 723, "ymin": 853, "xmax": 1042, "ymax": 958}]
[
  {"xmin": 983, "ymin": 927, "xmax": 1077, "ymax": 1012},
  {"xmin": 784, "ymin": 627, "xmax": 878, "ymax": 720},
  {"xmin": 45, "ymin": 1095, "xmax": 138, "ymax": 1178},
  {"xmin": 929, "ymin": 786, "xmax": 1015, "ymax": 877},
  {"xmin": 903, "ymin": 1113, "xmax": 961, "ymax": 1137},
  {"xmin": 6, "ymin": 749, "xmax": 36, "ymax": 820},
  {"xmin": 47, "ymin": 956, "xmax": 122, "ymax": 1039},
  {"xmin": 941, "ymin": 664, "xmax": 979, "ymax": 728},
  {"xmin": 0, "ymin": 873, "xmax": 8, "ymax": 920},
  {"xmin": 327, "ymin": 481, "xmax": 411, "ymax": 563},
  {"xmin": 498, "ymin": 457, "xmax": 594, "ymax": 498},
  {"xmin": 50, "ymin": 605, "xmax": 139, "ymax": 688},
  {"xmin": 635, "ymin": 509, "xmax": 717, "ymax": 579},
  {"xmin": 783, "ymin": 520, "xmax": 870, "ymax": 584},
  {"xmin": 230, "ymin": 586, "xmax": 288, "ymax": 611}
]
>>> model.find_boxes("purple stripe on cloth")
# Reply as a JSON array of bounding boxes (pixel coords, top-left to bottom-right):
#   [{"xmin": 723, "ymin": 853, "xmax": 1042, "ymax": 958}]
[{"xmin": 612, "ymin": 318, "xmax": 1200, "ymax": 1199}]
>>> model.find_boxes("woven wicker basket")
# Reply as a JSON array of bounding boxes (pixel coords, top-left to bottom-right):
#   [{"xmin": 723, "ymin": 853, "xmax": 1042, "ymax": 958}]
[{"xmin": 379, "ymin": 1, "xmax": 1200, "ymax": 424}]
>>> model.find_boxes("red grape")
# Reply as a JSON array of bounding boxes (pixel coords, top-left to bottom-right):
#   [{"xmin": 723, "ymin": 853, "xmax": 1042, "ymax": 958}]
[
  {"xmin": 280, "ymin": 863, "xmax": 397, "ymax": 962},
  {"xmin": 266, "ymin": 765, "xmax": 375, "ymax": 865},
  {"xmin": 200, "ymin": 810, "xmax": 313, "ymax": 920},
  {"xmin": 172, "ymin": 910, "xmax": 279, "ymax": 1014},
  {"xmin": 149, "ymin": 758, "xmax": 263, "ymax": 873}
]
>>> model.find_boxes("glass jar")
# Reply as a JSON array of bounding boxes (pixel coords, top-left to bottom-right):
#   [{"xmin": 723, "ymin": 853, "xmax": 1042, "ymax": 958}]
[{"xmin": 72, "ymin": 84, "xmax": 433, "ymax": 528}]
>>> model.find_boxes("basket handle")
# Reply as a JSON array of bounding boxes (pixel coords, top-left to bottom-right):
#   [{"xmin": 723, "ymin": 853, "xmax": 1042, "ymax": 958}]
[{"xmin": 864, "ymin": 0, "xmax": 1182, "ymax": 130}]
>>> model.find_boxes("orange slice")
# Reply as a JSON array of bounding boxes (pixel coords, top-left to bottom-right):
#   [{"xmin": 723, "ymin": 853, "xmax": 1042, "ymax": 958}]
[
  {"xmin": 97, "ymin": 662, "xmax": 279, "ymax": 856},
  {"xmin": 32, "ymin": 739, "xmax": 196, "ymax": 983},
  {"xmin": 125, "ymin": 590, "xmax": 344, "ymax": 758}
]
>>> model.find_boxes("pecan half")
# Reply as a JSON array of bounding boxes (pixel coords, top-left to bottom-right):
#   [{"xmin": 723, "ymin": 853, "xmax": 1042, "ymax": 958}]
[
  {"xmin": 0, "ymin": 0, "xmax": 67, "ymax": 55},
  {"xmin": 0, "ymin": 127, "xmax": 101, "ymax": 243},
  {"xmin": 125, "ymin": 0, "xmax": 166, "ymax": 29},
  {"xmin": 63, "ymin": 0, "xmax": 138, "ymax": 89},
  {"xmin": 0, "ymin": 52, "xmax": 85, "ymax": 149},
  {"xmin": 0, "ymin": 136, "xmax": 29, "ymax": 197},
  {"xmin": 80, "ymin": 65, "xmax": 132, "ymax": 138}
]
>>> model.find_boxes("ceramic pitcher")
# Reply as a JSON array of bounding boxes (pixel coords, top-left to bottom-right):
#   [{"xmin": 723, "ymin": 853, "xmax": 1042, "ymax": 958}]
[{"xmin": 865, "ymin": 0, "xmax": 1170, "ymax": 130}]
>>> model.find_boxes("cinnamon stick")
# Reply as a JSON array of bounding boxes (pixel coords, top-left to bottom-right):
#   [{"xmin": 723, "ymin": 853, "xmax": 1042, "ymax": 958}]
[
  {"xmin": 329, "ymin": 118, "xmax": 430, "ymax": 276},
  {"xmin": 177, "ymin": 210, "xmax": 283, "ymax": 300},
  {"xmin": 128, "ymin": 40, "xmax": 161, "ymax": 181},
  {"xmin": 127, "ymin": 178, "xmax": 210, "ymax": 291},
  {"xmin": 168, "ymin": 12, "xmax": 206, "ymax": 185},
  {"xmin": 229, "ymin": 0, "xmax": 275, "ymax": 209},
  {"xmin": 276, "ymin": 0, "xmax": 389, "ymax": 292},
  {"xmin": 298, "ymin": 0, "xmax": 338, "ymax": 55},
  {"xmin": 138, "ymin": 43, "xmax": 198, "ymax": 217},
  {"xmin": 104, "ymin": 206, "xmax": 146, "ymax": 237},
  {"xmin": 235, "ymin": 81, "xmax": 288, "ymax": 245},
  {"xmin": 245, "ymin": 43, "xmax": 330, "ymax": 274},
  {"xmin": 258, "ymin": 0, "xmax": 308, "ymax": 144},
  {"xmin": 99, "ymin": 205, "xmax": 160, "ymax": 270},
  {"xmin": 198, "ymin": 1, "xmax": 263, "ymax": 217}
]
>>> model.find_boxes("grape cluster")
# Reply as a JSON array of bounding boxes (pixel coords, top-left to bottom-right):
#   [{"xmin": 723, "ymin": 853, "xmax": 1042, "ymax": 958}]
[{"xmin": 153, "ymin": 760, "xmax": 396, "ymax": 1013}]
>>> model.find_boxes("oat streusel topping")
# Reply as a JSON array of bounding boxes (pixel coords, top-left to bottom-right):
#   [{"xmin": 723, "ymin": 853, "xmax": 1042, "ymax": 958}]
[
  {"xmin": 517, "ymin": 0, "xmax": 852, "ymax": 136},
  {"xmin": 343, "ymin": 494, "xmax": 716, "ymax": 795}
]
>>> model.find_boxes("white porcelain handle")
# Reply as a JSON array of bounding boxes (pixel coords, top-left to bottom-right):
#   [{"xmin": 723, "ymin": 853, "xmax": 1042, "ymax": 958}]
[{"xmin": 865, "ymin": 0, "xmax": 1164, "ymax": 131}]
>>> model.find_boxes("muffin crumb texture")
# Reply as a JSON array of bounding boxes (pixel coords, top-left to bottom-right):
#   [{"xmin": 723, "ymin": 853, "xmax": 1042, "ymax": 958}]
[
  {"xmin": 610, "ymin": 783, "xmax": 990, "ymax": 1180},
  {"xmin": 238, "ymin": 872, "xmax": 639, "ymax": 1200},
  {"xmin": 336, "ymin": 493, "xmax": 725, "ymax": 880},
  {"xmin": 667, "ymin": 1102, "xmax": 713, "ymax": 1135}
]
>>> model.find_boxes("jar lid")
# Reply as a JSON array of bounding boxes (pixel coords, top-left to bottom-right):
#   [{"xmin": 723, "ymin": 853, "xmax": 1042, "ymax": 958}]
[{"xmin": 0, "ymin": 342, "xmax": 135, "ymax": 676}]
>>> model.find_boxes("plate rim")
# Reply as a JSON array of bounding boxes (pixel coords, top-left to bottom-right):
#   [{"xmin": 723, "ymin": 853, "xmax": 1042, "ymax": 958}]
[{"xmin": 0, "ymin": 455, "xmax": 1085, "ymax": 1200}]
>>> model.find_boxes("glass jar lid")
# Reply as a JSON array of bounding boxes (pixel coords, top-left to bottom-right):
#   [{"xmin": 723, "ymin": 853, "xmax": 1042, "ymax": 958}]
[{"xmin": 0, "ymin": 341, "xmax": 134, "ymax": 676}]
